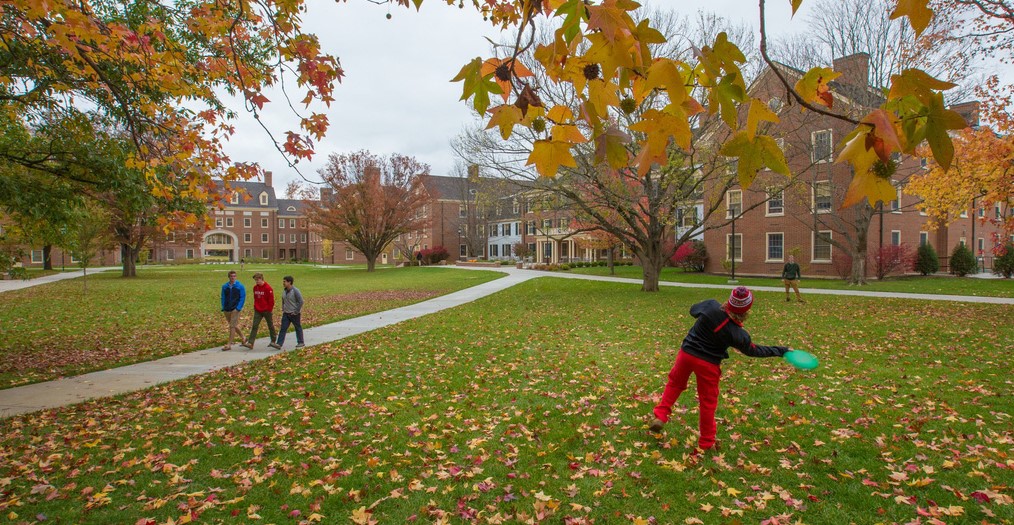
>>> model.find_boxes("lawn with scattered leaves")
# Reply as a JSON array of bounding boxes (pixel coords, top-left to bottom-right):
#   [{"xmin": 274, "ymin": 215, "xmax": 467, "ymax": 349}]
[
  {"xmin": 0, "ymin": 265, "xmax": 502, "ymax": 388},
  {"xmin": 1, "ymin": 278, "xmax": 1011, "ymax": 524},
  {"xmin": 570, "ymin": 265, "xmax": 1014, "ymax": 298}
]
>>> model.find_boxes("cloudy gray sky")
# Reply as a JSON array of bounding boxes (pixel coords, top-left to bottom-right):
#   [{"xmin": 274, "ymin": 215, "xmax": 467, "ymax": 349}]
[{"xmin": 222, "ymin": 0, "xmax": 813, "ymax": 193}]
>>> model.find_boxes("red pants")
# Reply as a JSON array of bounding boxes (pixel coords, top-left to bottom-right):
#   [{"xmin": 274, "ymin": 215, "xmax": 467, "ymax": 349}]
[{"xmin": 653, "ymin": 351, "xmax": 722, "ymax": 449}]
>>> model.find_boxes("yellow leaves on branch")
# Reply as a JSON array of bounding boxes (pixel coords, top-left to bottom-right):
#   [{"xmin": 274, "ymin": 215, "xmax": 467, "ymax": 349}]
[{"xmin": 890, "ymin": 0, "xmax": 934, "ymax": 36}]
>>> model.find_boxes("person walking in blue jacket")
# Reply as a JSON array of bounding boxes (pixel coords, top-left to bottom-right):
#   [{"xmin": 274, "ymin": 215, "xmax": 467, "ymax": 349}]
[{"xmin": 220, "ymin": 270, "xmax": 246, "ymax": 351}]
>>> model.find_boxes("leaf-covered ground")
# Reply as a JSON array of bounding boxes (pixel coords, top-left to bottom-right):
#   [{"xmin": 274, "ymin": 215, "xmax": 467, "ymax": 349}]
[
  {"xmin": 0, "ymin": 266, "xmax": 502, "ymax": 388},
  {"xmin": 1, "ymin": 278, "xmax": 1011, "ymax": 524}
]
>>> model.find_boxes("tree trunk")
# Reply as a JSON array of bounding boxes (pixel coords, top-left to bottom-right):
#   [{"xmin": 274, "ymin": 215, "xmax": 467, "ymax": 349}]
[
  {"xmin": 120, "ymin": 243, "xmax": 138, "ymax": 277},
  {"xmin": 847, "ymin": 206, "xmax": 873, "ymax": 285},
  {"xmin": 366, "ymin": 256, "xmax": 376, "ymax": 272},
  {"xmin": 607, "ymin": 247, "xmax": 615, "ymax": 275},
  {"xmin": 43, "ymin": 244, "xmax": 53, "ymax": 270},
  {"xmin": 639, "ymin": 242, "xmax": 664, "ymax": 292}
]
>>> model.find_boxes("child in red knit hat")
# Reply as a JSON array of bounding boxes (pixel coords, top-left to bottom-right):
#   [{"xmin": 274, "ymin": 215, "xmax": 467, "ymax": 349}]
[{"xmin": 649, "ymin": 286, "xmax": 788, "ymax": 450}]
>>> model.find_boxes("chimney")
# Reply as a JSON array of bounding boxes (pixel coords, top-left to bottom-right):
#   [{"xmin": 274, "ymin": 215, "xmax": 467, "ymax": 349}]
[
  {"xmin": 320, "ymin": 187, "xmax": 333, "ymax": 201},
  {"xmin": 832, "ymin": 53, "xmax": 870, "ymax": 88},
  {"xmin": 948, "ymin": 101, "xmax": 980, "ymax": 128},
  {"xmin": 264, "ymin": 170, "xmax": 273, "ymax": 188}
]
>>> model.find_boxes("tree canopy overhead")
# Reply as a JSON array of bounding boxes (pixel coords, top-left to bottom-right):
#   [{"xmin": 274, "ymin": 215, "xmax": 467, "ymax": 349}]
[{"xmin": 1, "ymin": 0, "xmax": 341, "ymax": 200}]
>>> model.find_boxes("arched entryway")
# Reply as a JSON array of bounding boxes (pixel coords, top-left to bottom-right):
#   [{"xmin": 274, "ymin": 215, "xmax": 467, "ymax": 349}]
[{"xmin": 202, "ymin": 230, "xmax": 239, "ymax": 261}]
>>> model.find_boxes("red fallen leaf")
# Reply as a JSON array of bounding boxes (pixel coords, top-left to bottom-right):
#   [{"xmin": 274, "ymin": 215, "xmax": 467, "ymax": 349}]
[
  {"xmin": 808, "ymin": 495, "xmax": 819, "ymax": 502},
  {"xmin": 231, "ymin": 510, "xmax": 240, "ymax": 517},
  {"xmin": 970, "ymin": 491, "xmax": 991, "ymax": 503},
  {"xmin": 569, "ymin": 462, "xmax": 580, "ymax": 470}
]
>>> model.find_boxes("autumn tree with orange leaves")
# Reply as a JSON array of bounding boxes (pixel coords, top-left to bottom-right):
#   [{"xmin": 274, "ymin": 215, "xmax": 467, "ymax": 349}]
[
  {"xmin": 908, "ymin": 127, "xmax": 1014, "ymax": 242},
  {"xmin": 305, "ymin": 151, "xmax": 430, "ymax": 272}
]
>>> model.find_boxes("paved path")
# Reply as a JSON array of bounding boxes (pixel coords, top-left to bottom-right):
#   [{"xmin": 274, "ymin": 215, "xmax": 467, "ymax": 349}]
[
  {"xmin": 1, "ymin": 266, "xmax": 1011, "ymax": 418},
  {"xmin": 0, "ymin": 267, "xmax": 120, "ymax": 293}
]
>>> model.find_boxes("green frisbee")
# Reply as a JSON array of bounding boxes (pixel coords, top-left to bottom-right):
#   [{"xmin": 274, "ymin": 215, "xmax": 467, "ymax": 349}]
[{"xmin": 784, "ymin": 349, "xmax": 819, "ymax": 370}]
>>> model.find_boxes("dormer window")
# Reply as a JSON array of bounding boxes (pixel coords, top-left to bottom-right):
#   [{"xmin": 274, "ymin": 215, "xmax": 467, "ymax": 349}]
[
  {"xmin": 259, "ymin": 192, "xmax": 268, "ymax": 206},
  {"xmin": 230, "ymin": 193, "xmax": 239, "ymax": 205},
  {"xmin": 287, "ymin": 206, "xmax": 296, "ymax": 212}
]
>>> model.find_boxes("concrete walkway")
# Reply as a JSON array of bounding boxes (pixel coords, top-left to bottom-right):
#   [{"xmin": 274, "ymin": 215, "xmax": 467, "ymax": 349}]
[
  {"xmin": 1, "ymin": 266, "xmax": 1011, "ymax": 418},
  {"xmin": 0, "ymin": 267, "xmax": 120, "ymax": 293}
]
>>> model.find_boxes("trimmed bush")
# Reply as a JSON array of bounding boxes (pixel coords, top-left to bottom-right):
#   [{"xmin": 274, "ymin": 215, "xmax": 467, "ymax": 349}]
[
  {"xmin": 993, "ymin": 243, "xmax": 1014, "ymax": 278},
  {"xmin": 949, "ymin": 243, "xmax": 977, "ymax": 277},
  {"xmin": 914, "ymin": 243, "xmax": 940, "ymax": 275}
]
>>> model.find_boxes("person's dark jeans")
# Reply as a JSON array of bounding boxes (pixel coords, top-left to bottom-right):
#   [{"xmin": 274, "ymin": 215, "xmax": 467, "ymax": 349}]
[{"xmin": 277, "ymin": 312, "xmax": 304, "ymax": 346}]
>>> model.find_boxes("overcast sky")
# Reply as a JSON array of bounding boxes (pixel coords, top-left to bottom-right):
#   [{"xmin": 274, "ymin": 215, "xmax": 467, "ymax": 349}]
[{"xmin": 222, "ymin": 0, "xmax": 814, "ymax": 193}]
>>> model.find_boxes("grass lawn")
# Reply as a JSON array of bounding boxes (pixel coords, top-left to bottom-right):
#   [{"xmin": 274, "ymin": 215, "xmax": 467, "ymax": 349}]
[
  {"xmin": 1, "ymin": 278, "xmax": 1011, "ymax": 524},
  {"xmin": 0, "ymin": 265, "xmax": 502, "ymax": 388},
  {"xmin": 570, "ymin": 265, "xmax": 1014, "ymax": 298}
]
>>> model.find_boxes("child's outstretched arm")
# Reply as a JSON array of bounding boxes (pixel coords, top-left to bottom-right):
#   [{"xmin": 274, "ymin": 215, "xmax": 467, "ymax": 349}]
[{"xmin": 730, "ymin": 328, "xmax": 789, "ymax": 358}]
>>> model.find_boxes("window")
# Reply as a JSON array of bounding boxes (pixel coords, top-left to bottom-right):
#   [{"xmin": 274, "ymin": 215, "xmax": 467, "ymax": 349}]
[
  {"xmin": 279, "ymin": 219, "xmax": 285, "ymax": 228},
  {"xmin": 726, "ymin": 190, "xmax": 742, "ymax": 219},
  {"xmin": 978, "ymin": 207, "xmax": 985, "ymax": 218},
  {"xmin": 490, "ymin": 244, "xmax": 499, "ymax": 257},
  {"xmin": 289, "ymin": 219, "xmax": 296, "ymax": 229},
  {"xmin": 726, "ymin": 234, "xmax": 743, "ymax": 262},
  {"xmin": 726, "ymin": 158, "xmax": 738, "ymax": 176},
  {"xmin": 230, "ymin": 193, "xmax": 239, "ymax": 204},
  {"xmin": 460, "ymin": 244, "xmax": 467, "ymax": 257},
  {"xmin": 813, "ymin": 231, "xmax": 832, "ymax": 262},
  {"xmin": 346, "ymin": 248, "xmax": 354, "ymax": 260},
  {"xmin": 301, "ymin": 234, "xmax": 306, "ymax": 243},
  {"xmin": 261, "ymin": 218, "xmax": 268, "ymax": 228},
  {"xmin": 891, "ymin": 230, "xmax": 901, "ymax": 246},
  {"xmin": 215, "ymin": 217, "xmax": 223, "ymax": 228},
  {"xmin": 767, "ymin": 189, "xmax": 784, "ymax": 215},
  {"xmin": 186, "ymin": 232, "xmax": 194, "ymax": 242},
  {"xmin": 812, "ymin": 130, "xmax": 832, "ymax": 162},
  {"xmin": 186, "ymin": 249, "xmax": 194, "ymax": 259},
  {"xmin": 244, "ymin": 233, "xmax": 251, "ymax": 243},
  {"xmin": 166, "ymin": 232, "xmax": 175, "ymax": 242},
  {"xmin": 279, "ymin": 235, "xmax": 285, "ymax": 244},
  {"xmin": 814, "ymin": 181, "xmax": 832, "ymax": 213},
  {"xmin": 206, "ymin": 233, "xmax": 232, "ymax": 245},
  {"xmin": 997, "ymin": 204, "xmax": 1003, "ymax": 220},
  {"xmin": 31, "ymin": 250, "xmax": 43, "ymax": 263},
  {"xmin": 514, "ymin": 222, "xmax": 520, "ymax": 236},
  {"xmin": 261, "ymin": 249, "xmax": 269, "ymax": 259},
  {"xmin": 919, "ymin": 231, "xmax": 928, "ymax": 246},
  {"xmin": 260, "ymin": 192, "xmax": 268, "ymax": 205},
  {"xmin": 503, "ymin": 244, "xmax": 511, "ymax": 257},
  {"xmin": 528, "ymin": 243, "xmax": 536, "ymax": 255},
  {"xmin": 225, "ymin": 217, "xmax": 233, "ymax": 227},
  {"xmin": 503, "ymin": 224, "xmax": 511, "ymax": 236},
  {"xmin": 767, "ymin": 233, "xmax": 784, "ymax": 261},
  {"xmin": 527, "ymin": 221, "xmax": 536, "ymax": 235},
  {"xmin": 244, "ymin": 218, "xmax": 251, "ymax": 228},
  {"xmin": 890, "ymin": 186, "xmax": 902, "ymax": 212},
  {"xmin": 542, "ymin": 243, "xmax": 553, "ymax": 260},
  {"xmin": 244, "ymin": 249, "xmax": 251, "ymax": 258},
  {"xmin": 959, "ymin": 210, "xmax": 968, "ymax": 218},
  {"xmin": 542, "ymin": 219, "xmax": 552, "ymax": 230},
  {"xmin": 290, "ymin": 234, "xmax": 296, "ymax": 243},
  {"xmin": 261, "ymin": 233, "xmax": 268, "ymax": 243},
  {"xmin": 513, "ymin": 200, "xmax": 520, "ymax": 214},
  {"xmin": 459, "ymin": 205, "xmax": 467, "ymax": 218},
  {"xmin": 978, "ymin": 238, "xmax": 985, "ymax": 254},
  {"xmin": 679, "ymin": 207, "xmax": 697, "ymax": 228}
]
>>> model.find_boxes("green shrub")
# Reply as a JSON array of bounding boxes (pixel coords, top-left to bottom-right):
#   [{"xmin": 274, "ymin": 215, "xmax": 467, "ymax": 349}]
[
  {"xmin": 913, "ymin": 243, "xmax": 940, "ymax": 275},
  {"xmin": 949, "ymin": 243, "xmax": 977, "ymax": 277},
  {"xmin": 993, "ymin": 243, "xmax": 1014, "ymax": 278},
  {"xmin": 559, "ymin": 264, "xmax": 570, "ymax": 270}
]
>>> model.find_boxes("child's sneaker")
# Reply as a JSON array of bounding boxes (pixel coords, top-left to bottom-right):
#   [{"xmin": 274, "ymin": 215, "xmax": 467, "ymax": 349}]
[
  {"xmin": 295, "ymin": 343, "xmax": 305, "ymax": 349},
  {"xmin": 649, "ymin": 418, "xmax": 665, "ymax": 433}
]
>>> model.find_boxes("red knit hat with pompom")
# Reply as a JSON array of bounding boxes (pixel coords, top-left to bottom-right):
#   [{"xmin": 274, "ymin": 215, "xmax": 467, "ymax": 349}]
[{"xmin": 727, "ymin": 286, "xmax": 754, "ymax": 314}]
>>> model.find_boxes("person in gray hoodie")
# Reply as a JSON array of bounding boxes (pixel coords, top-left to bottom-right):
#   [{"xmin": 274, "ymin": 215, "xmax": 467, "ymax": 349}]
[{"xmin": 269, "ymin": 275, "xmax": 304, "ymax": 350}]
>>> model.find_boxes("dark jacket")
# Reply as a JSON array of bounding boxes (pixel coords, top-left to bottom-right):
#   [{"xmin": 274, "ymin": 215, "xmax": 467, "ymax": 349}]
[
  {"xmin": 680, "ymin": 299, "xmax": 787, "ymax": 365},
  {"xmin": 221, "ymin": 281, "xmax": 246, "ymax": 312},
  {"xmin": 782, "ymin": 262, "xmax": 801, "ymax": 280}
]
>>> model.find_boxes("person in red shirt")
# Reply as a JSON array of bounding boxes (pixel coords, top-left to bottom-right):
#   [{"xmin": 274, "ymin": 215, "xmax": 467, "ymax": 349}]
[
  {"xmin": 242, "ymin": 272, "xmax": 276, "ymax": 349},
  {"xmin": 649, "ymin": 287, "xmax": 788, "ymax": 451}
]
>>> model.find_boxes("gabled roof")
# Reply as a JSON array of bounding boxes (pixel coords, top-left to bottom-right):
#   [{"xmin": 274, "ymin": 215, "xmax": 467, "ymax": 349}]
[
  {"xmin": 215, "ymin": 180, "xmax": 278, "ymax": 209},
  {"xmin": 276, "ymin": 199, "xmax": 306, "ymax": 216}
]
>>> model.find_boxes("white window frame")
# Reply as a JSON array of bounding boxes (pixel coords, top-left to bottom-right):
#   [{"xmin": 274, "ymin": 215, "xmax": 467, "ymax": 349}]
[
  {"xmin": 766, "ymin": 189, "xmax": 784, "ymax": 216},
  {"xmin": 244, "ymin": 233, "xmax": 251, "ymax": 243},
  {"xmin": 261, "ymin": 249, "xmax": 269, "ymax": 259},
  {"xmin": 766, "ymin": 232, "xmax": 784, "ymax": 262},
  {"xmin": 244, "ymin": 218, "xmax": 251, "ymax": 228},
  {"xmin": 812, "ymin": 129, "xmax": 833, "ymax": 163},
  {"xmin": 460, "ymin": 244, "xmax": 468, "ymax": 257},
  {"xmin": 31, "ymin": 250, "xmax": 44, "ymax": 263},
  {"xmin": 186, "ymin": 249, "xmax": 194, "ymax": 259},
  {"xmin": 225, "ymin": 217, "xmax": 233, "ymax": 227},
  {"xmin": 290, "ymin": 234, "xmax": 296, "ymax": 243},
  {"xmin": 244, "ymin": 249, "xmax": 252, "ymax": 258},
  {"xmin": 289, "ymin": 219, "xmax": 296, "ymax": 229},
  {"xmin": 261, "ymin": 218, "xmax": 268, "ymax": 228},
  {"xmin": 813, "ymin": 181, "xmax": 832, "ymax": 214},
  {"xmin": 891, "ymin": 230, "xmax": 901, "ymax": 246},
  {"xmin": 215, "ymin": 217, "xmax": 223, "ymax": 228},
  {"xmin": 919, "ymin": 231, "xmax": 928, "ymax": 246},
  {"xmin": 230, "ymin": 193, "xmax": 239, "ymax": 205},
  {"xmin": 978, "ymin": 238, "xmax": 985, "ymax": 254},
  {"xmin": 279, "ymin": 235, "xmax": 285, "ymax": 244},
  {"xmin": 346, "ymin": 248, "xmax": 354, "ymax": 260},
  {"xmin": 259, "ymin": 192, "xmax": 268, "ymax": 205},
  {"xmin": 813, "ymin": 230, "xmax": 833, "ymax": 263},
  {"xmin": 167, "ymin": 232, "xmax": 175, "ymax": 242},
  {"xmin": 186, "ymin": 232, "xmax": 194, "ymax": 242},
  {"xmin": 261, "ymin": 233, "xmax": 268, "ymax": 243},
  {"xmin": 726, "ymin": 190, "xmax": 742, "ymax": 219},
  {"xmin": 301, "ymin": 234, "xmax": 307, "ymax": 243},
  {"xmin": 459, "ymin": 205, "xmax": 467, "ymax": 218},
  {"xmin": 890, "ymin": 186, "xmax": 902, "ymax": 213},
  {"xmin": 725, "ymin": 233, "xmax": 743, "ymax": 262},
  {"xmin": 278, "ymin": 219, "xmax": 285, "ymax": 229}
]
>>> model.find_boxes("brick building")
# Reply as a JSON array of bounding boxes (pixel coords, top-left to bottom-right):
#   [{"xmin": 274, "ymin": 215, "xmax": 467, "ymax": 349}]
[{"xmin": 700, "ymin": 54, "xmax": 1010, "ymax": 278}]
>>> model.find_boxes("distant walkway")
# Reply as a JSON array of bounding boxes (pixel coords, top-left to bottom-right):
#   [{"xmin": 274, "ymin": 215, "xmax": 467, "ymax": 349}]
[
  {"xmin": 2, "ymin": 265, "xmax": 1011, "ymax": 418},
  {"xmin": 0, "ymin": 267, "xmax": 120, "ymax": 293},
  {"xmin": 0, "ymin": 271, "xmax": 536, "ymax": 418}
]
